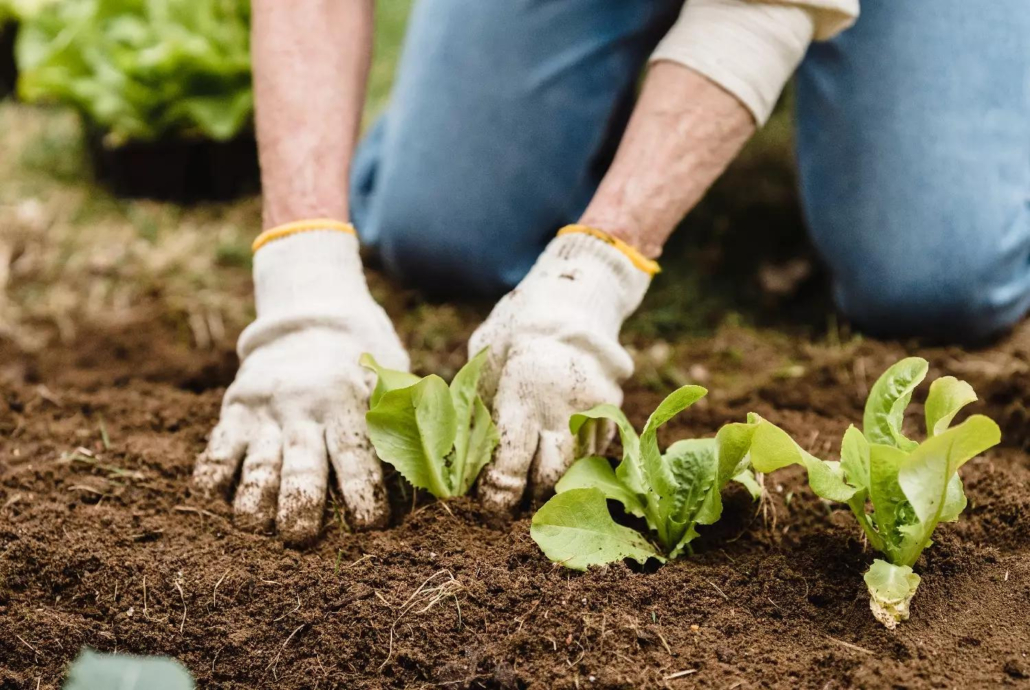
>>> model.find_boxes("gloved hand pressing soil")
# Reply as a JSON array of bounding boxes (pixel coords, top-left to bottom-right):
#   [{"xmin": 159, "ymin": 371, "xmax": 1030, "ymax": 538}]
[
  {"xmin": 470, "ymin": 228, "xmax": 653, "ymax": 515},
  {"xmin": 193, "ymin": 227, "xmax": 408, "ymax": 545}
]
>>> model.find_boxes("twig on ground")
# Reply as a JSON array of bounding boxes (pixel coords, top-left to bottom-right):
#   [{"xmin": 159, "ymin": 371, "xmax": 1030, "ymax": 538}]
[
  {"xmin": 703, "ymin": 577, "xmax": 730, "ymax": 601},
  {"xmin": 436, "ymin": 676, "xmax": 489, "ymax": 687},
  {"xmin": 267, "ymin": 624, "xmax": 305, "ymax": 680},
  {"xmin": 346, "ymin": 553, "xmax": 377, "ymax": 569},
  {"xmin": 654, "ymin": 629, "xmax": 673, "ymax": 656},
  {"xmin": 15, "ymin": 634, "xmax": 41, "ymax": 658},
  {"xmin": 174, "ymin": 571, "xmax": 187, "ymax": 634},
  {"xmin": 823, "ymin": 635, "xmax": 873, "ymax": 656},
  {"xmin": 67, "ymin": 484, "xmax": 107, "ymax": 496},
  {"xmin": 213, "ymin": 569, "xmax": 230, "ymax": 607},
  {"xmin": 514, "ymin": 600, "xmax": 541, "ymax": 633},
  {"xmin": 174, "ymin": 505, "xmax": 220, "ymax": 519},
  {"xmin": 664, "ymin": 669, "xmax": 697, "ymax": 680},
  {"xmin": 273, "ymin": 594, "xmax": 302, "ymax": 622}
]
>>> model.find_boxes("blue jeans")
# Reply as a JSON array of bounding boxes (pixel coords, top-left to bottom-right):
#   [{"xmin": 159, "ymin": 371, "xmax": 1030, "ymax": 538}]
[{"xmin": 352, "ymin": 0, "xmax": 1030, "ymax": 341}]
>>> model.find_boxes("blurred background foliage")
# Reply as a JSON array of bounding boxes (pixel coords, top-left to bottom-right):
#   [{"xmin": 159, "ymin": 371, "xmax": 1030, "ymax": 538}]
[{"xmin": 16, "ymin": 0, "xmax": 253, "ymax": 144}]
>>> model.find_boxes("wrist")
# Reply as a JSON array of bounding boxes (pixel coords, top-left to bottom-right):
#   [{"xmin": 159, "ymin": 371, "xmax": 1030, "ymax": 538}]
[
  {"xmin": 251, "ymin": 230, "xmax": 368, "ymax": 319},
  {"xmin": 531, "ymin": 233, "xmax": 652, "ymax": 333},
  {"xmin": 262, "ymin": 199, "xmax": 350, "ymax": 232},
  {"xmin": 576, "ymin": 209, "xmax": 661, "ymax": 260}
]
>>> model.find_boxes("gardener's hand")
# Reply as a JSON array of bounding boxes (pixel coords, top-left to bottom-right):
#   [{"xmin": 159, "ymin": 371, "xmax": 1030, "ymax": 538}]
[
  {"xmin": 193, "ymin": 227, "xmax": 408, "ymax": 545},
  {"xmin": 470, "ymin": 229, "xmax": 653, "ymax": 515}
]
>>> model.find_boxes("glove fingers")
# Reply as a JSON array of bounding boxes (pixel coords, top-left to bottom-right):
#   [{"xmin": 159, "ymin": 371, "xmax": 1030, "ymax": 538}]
[
  {"xmin": 530, "ymin": 428, "xmax": 576, "ymax": 504},
  {"xmin": 232, "ymin": 424, "xmax": 283, "ymax": 533},
  {"xmin": 326, "ymin": 414, "xmax": 389, "ymax": 530},
  {"xmin": 479, "ymin": 392, "xmax": 538, "ymax": 516},
  {"xmin": 276, "ymin": 420, "xmax": 329, "ymax": 547},
  {"xmin": 193, "ymin": 405, "xmax": 251, "ymax": 496}
]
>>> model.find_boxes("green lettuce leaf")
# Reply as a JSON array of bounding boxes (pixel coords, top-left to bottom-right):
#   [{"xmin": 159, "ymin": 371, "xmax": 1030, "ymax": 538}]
[
  {"xmin": 457, "ymin": 396, "xmax": 498, "ymax": 495},
  {"xmin": 893, "ymin": 415, "xmax": 1000, "ymax": 565},
  {"xmin": 862, "ymin": 357, "xmax": 927, "ymax": 451},
  {"xmin": 749, "ymin": 417, "xmax": 857, "ymax": 503},
  {"xmin": 364, "ymin": 350, "xmax": 498, "ymax": 498},
  {"xmin": 640, "ymin": 385, "xmax": 708, "ymax": 548},
  {"xmin": 731, "ymin": 469, "xmax": 763, "ymax": 500},
  {"xmin": 691, "ymin": 418, "xmax": 761, "ymax": 526},
  {"xmin": 897, "ymin": 415, "xmax": 1000, "ymax": 525},
  {"xmin": 664, "ymin": 438, "xmax": 717, "ymax": 527},
  {"xmin": 867, "ymin": 443, "xmax": 910, "ymax": 559},
  {"xmin": 924, "ymin": 376, "xmax": 977, "ymax": 437},
  {"xmin": 570, "ymin": 404, "xmax": 643, "ymax": 495},
  {"xmin": 530, "ymin": 488, "xmax": 663, "ymax": 571},
  {"xmin": 449, "ymin": 348, "xmax": 498, "ymax": 493},
  {"xmin": 555, "ymin": 455, "xmax": 645, "ymax": 517},
  {"xmin": 839, "ymin": 425, "xmax": 870, "ymax": 492},
  {"xmin": 938, "ymin": 474, "xmax": 967, "ymax": 524},
  {"xmin": 365, "ymin": 375, "xmax": 457, "ymax": 498},
  {"xmin": 359, "ymin": 353, "xmax": 420, "ymax": 409}
]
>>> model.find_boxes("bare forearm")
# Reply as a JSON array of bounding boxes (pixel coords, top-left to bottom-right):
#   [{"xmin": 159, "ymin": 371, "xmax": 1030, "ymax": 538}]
[
  {"xmin": 579, "ymin": 61, "xmax": 755, "ymax": 258},
  {"xmin": 252, "ymin": 0, "xmax": 374, "ymax": 228}
]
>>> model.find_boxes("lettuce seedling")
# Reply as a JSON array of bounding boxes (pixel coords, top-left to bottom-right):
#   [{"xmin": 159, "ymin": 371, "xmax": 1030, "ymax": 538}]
[
  {"xmin": 530, "ymin": 385, "xmax": 762, "ymax": 570},
  {"xmin": 361, "ymin": 349, "xmax": 499, "ymax": 499},
  {"xmin": 749, "ymin": 357, "xmax": 1000, "ymax": 628}
]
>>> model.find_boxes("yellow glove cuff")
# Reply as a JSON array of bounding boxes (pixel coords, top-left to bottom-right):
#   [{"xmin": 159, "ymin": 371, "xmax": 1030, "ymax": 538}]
[
  {"xmin": 252, "ymin": 219, "xmax": 356, "ymax": 253},
  {"xmin": 557, "ymin": 224, "xmax": 661, "ymax": 276}
]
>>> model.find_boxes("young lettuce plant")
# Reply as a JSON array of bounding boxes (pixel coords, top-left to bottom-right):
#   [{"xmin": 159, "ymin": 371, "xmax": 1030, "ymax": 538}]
[
  {"xmin": 749, "ymin": 357, "xmax": 1000, "ymax": 629},
  {"xmin": 530, "ymin": 385, "xmax": 762, "ymax": 570},
  {"xmin": 361, "ymin": 349, "xmax": 499, "ymax": 499}
]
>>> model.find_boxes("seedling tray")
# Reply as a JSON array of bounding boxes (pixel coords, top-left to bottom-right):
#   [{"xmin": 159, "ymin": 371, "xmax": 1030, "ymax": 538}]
[
  {"xmin": 0, "ymin": 21, "xmax": 16, "ymax": 98},
  {"xmin": 85, "ymin": 126, "xmax": 260, "ymax": 203}
]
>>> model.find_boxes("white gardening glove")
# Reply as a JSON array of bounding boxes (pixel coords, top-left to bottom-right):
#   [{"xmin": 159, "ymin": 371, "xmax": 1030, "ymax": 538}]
[
  {"xmin": 192, "ymin": 228, "xmax": 408, "ymax": 545},
  {"xmin": 470, "ymin": 230, "xmax": 653, "ymax": 515}
]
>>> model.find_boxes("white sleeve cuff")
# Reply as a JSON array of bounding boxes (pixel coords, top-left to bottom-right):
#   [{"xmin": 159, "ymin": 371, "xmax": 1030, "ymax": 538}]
[{"xmin": 650, "ymin": 0, "xmax": 818, "ymax": 126}]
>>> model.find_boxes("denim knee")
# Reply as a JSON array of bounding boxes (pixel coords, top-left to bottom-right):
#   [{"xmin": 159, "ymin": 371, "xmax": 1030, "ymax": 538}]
[
  {"xmin": 372, "ymin": 186, "xmax": 545, "ymax": 299},
  {"xmin": 794, "ymin": 0, "xmax": 1030, "ymax": 342},
  {"xmin": 828, "ymin": 218, "xmax": 1030, "ymax": 343}
]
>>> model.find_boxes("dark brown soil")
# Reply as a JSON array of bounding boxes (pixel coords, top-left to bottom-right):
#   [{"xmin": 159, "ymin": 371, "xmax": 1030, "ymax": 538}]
[{"xmin": 2, "ymin": 311, "xmax": 1030, "ymax": 689}]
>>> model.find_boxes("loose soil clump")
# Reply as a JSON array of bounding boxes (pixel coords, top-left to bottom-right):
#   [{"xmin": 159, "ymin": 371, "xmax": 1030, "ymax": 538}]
[{"xmin": 2, "ymin": 313, "xmax": 1029, "ymax": 689}]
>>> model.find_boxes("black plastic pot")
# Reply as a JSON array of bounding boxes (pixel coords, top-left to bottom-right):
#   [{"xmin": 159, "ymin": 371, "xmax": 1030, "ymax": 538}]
[
  {"xmin": 85, "ymin": 126, "xmax": 261, "ymax": 203},
  {"xmin": 0, "ymin": 21, "xmax": 16, "ymax": 98}
]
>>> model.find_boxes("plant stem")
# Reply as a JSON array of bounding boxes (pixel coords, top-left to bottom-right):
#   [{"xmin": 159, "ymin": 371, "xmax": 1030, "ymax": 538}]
[{"xmin": 847, "ymin": 497, "xmax": 886, "ymax": 554}]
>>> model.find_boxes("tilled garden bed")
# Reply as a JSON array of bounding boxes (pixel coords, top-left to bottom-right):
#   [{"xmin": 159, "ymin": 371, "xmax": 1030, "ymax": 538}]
[{"xmin": 1, "ymin": 316, "xmax": 1028, "ymax": 689}]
